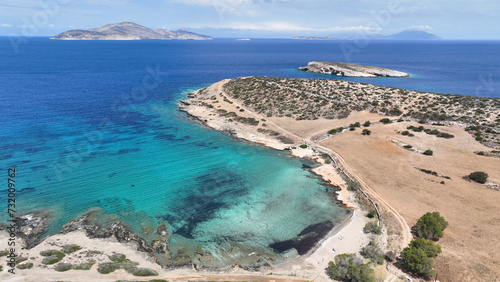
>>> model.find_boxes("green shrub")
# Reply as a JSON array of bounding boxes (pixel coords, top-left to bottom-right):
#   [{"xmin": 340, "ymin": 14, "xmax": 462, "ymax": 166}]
[
  {"xmin": 325, "ymin": 253, "xmax": 375, "ymax": 282},
  {"xmin": 361, "ymin": 129, "xmax": 371, "ymax": 136},
  {"xmin": 403, "ymin": 145, "xmax": 412, "ymax": 149},
  {"xmin": 42, "ymin": 255, "xmax": 63, "ymax": 265},
  {"xmin": 415, "ymin": 212, "xmax": 448, "ymax": 240},
  {"xmin": 389, "ymin": 108, "xmax": 403, "ymax": 116},
  {"xmin": 361, "ymin": 241, "xmax": 384, "ymax": 265},
  {"xmin": 73, "ymin": 260, "xmax": 96, "ymax": 270},
  {"xmin": 109, "ymin": 253, "xmax": 127, "ymax": 263},
  {"xmin": 17, "ymin": 262, "xmax": 34, "ymax": 270},
  {"xmin": 328, "ymin": 129, "xmax": 337, "ymax": 134},
  {"xmin": 97, "ymin": 262, "xmax": 121, "ymax": 274},
  {"xmin": 380, "ymin": 118, "xmax": 392, "ymax": 124},
  {"xmin": 299, "ymin": 144, "xmax": 308, "ymax": 149},
  {"xmin": 363, "ymin": 121, "xmax": 371, "ymax": 127},
  {"xmin": 54, "ymin": 263, "xmax": 73, "ymax": 272},
  {"xmin": 468, "ymin": 171, "xmax": 488, "ymax": 184},
  {"xmin": 62, "ymin": 244, "xmax": 82, "ymax": 254},
  {"xmin": 40, "ymin": 250, "xmax": 65, "ymax": 265},
  {"xmin": 0, "ymin": 250, "xmax": 8, "ymax": 257},
  {"xmin": 423, "ymin": 150, "xmax": 433, "ymax": 156},
  {"xmin": 367, "ymin": 210, "xmax": 377, "ymax": 218},
  {"xmin": 126, "ymin": 267, "xmax": 159, "ymax": 277},
  {"xmin": 346, "ymin": 179, "xmax": 360, "ymax": 191},
  {"xmin": 14, "ymin": 257, "xmax": 28, "ymax": 265},
  {"xmin": 408, "ymin": 238, "xmax": 442, "ymax": 258},
  {"xmin": 363, "ymin": 222, "xmax": 381, "ymax": 235}
]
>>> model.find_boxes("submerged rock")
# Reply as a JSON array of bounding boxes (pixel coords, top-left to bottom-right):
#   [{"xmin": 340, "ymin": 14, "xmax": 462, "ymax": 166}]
[{"xmin": 299, "ymin": 61, "xmax": 410, "ymax": 77}]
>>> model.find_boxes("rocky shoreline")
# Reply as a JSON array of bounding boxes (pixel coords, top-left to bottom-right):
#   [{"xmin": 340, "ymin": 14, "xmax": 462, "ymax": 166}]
[{"xmin": 298, "ymin": 61, "xmax": 410, "ymax": 77}]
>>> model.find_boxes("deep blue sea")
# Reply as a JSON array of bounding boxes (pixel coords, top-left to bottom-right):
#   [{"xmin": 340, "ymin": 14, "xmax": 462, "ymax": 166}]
[{"xmin": 1, "ymin": 38, "xmax": 499, "ymax": 263}]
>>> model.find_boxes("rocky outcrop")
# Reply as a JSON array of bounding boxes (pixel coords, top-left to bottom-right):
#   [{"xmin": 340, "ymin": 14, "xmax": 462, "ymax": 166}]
[
  {"xmin": 298, "ymin": 61, "xmax": 410, "ymax": 77},
  {"xmin": 0, "ymin": 211, "xmax": 51, "ymax": 248},
  {"xmin": 52, "ymin": 22, "xmax": 212, "ymax": 40}
]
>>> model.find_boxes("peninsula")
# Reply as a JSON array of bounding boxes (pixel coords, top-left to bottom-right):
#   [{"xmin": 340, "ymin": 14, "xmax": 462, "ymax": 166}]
[
  {"xmin": 179, "ymin": 76, "xmax": 500, "ymax": 281},
  {"xmin": 51, "ymin": 22, "xmax": 212, "ymax": 40},
  {"xmin": 298, "ymin": 61, "xmax": 410, "ymax": 77}
]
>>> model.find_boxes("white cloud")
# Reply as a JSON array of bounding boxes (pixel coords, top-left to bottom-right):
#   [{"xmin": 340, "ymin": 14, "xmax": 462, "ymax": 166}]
[
  {"xmin": 1, "ymin": 23, "xmax": 13, "ymax": 27},
  {"xmin": 406, "ymin": 25, "xmax": 433, "ymax": 31},
  {"xmin": 186, "ymin": 22, "xmax": 378, "ymax": 33},
  {"xmin": 186, "ymin": 22, "xmax": 381, "ymax": 34}
]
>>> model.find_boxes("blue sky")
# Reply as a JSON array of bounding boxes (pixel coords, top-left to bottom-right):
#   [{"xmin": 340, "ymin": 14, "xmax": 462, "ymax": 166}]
[{"xmin": 0, "ymin": 0, "xmax": 498, "ymax": 39}]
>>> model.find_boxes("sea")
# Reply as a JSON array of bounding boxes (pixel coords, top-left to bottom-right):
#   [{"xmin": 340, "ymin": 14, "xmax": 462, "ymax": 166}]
[{"xmin": 1, "ymin": 38, "xmax": 499, "ymax": 265}]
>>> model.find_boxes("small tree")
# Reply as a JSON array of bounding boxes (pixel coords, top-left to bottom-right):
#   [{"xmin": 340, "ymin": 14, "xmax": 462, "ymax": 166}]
[
  {"xmin": 401, "ymin": 245, "xmax": 436, "ymax": 277},
  {"xmin": 380, "ymin": 118, "xmax": 392, "ymax": 124},
  {"xmin": 468, "ymin": 171, "xmax": 488, "ymax": 184},
  {"xmin": 362, "ymin": 129, "xmax": 371, "ymax": 136},
  {"xmin": 415, "ymin": 212, "xmax": 448, "ymax": 240},
  {"xmin": 408, "ymin": 238, "xmax": 441, "ymax": 258},
  {"xmin": 363, "ymin": 121, "xmax": 371, "ymax": 127}
]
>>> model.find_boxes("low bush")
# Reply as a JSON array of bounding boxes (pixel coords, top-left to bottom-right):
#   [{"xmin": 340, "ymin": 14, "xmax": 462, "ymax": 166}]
[
  {"xmin": 468, "ymin": 171, "xmax": 488, "ymax": 184},
  {"xmin": 367, "ymin": 210, "xmax": 377, "ymax": 218},
  {"xmin": 380, "ymin": 118, "xmax": 392, "ymax": 124},
  {"xmin": 361, "ymin": 241, "xmax": 384, "ymax": 265},
  {"xmin": 40, "ymin": 250, "xmax": 65, "ymax": 265},
  {"xmin": 97, "ymin": 262, "xmax": 121, "ymax": 274},
  {"xmin": 361, "ymin": 129, "xmax": 371, "ymax": 136},
  {"xmin": 126, "ymin": 267, "xmax": 159, "ymax": 277},
  {"xmin": 423, "ymin": 150, "xmax": 433, "ymax": 156},
  {"xmin": 363, "ymin": 222, "xmax": 381, "ymax": 235},
  {"xmin": 62, "ymin": 244, "xmax": 82, "ymax": 254},
  {"xmin": 17, "ymin": 262, "xmax": 34, "ymax": 270},
  {"xmin": 299, "ymin": 144, "xmax": 308, "ymax": 149},
  {"xmin": 54, "ymin": 263, "xmax": 73, "ymax": 272},
  {"xmin": 328, "ymin": 129, "xmax": 337, "ymax": 134},
  {"xmin": 73, "ymin": 260, "xmax": 96, "ymax": 270}
]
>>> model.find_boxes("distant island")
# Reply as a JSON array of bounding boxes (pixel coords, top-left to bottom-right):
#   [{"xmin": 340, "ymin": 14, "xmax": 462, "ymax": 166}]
[
  {"xmin": 298, "ymin": 61, "xmax": 410, "ymax": 77},
  {"xmin": 51, "ymin": 22, "xmax": 212, "ymax": 40},
  {"xmin": 292, "ymin": 36, "xmax": 337, "ymax": 40},
  {"xmin": 382, "ymin": 30, "xmax": 442, "ymax": 40}
]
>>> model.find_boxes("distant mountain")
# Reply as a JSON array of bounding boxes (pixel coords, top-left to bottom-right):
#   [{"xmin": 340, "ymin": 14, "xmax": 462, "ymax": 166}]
[
  {"xmin": 383, "ymin": 30, "xmax": 442, "ymax": 40},
  {"xmin": 291, "ymin": 36, "xmax": 337, "ymax": 40},
  {"xmin": 51, "ymin": 22, "xmax": 212, "ymax": 40}
]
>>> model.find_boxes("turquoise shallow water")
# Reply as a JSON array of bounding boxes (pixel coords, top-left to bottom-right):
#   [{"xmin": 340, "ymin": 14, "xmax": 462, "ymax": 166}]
[{"xmin": 0, "ymin": 83, "xmax": 347, "ymax": 263}]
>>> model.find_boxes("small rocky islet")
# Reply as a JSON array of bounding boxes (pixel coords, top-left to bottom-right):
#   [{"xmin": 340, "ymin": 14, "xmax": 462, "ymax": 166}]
[{"xmin": 299, "ymin": 61, "xmax": 410, "ymax": 77}]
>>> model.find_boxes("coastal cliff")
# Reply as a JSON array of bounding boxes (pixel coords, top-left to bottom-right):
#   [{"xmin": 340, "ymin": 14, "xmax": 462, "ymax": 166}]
[
  {"xmin": 298, "ymin": 61, "xmax": 410, "ymax": 77},
  {"xmin": 51, "ymin": 22, "xmax": 212, "ymax": 40}
]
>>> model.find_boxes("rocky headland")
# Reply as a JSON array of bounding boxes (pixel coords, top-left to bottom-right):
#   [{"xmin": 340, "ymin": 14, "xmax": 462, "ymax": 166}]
[{"xmin": 298, "ymin": 61, "xmax": 410, "ymax": 77}]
